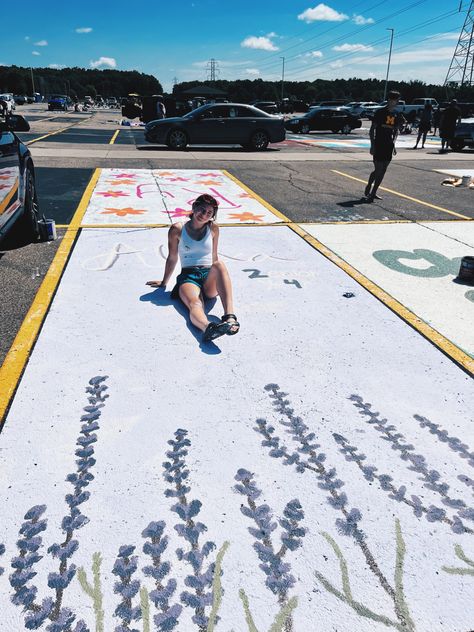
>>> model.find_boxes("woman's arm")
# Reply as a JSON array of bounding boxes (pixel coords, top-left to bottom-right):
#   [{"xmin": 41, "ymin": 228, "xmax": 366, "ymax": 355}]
[
  {"xmin": 211, "ymin": 223, "xmax": 220, "ymax": 264},
  {"xmin": 146, "ymin": 224, "xmax": 180, "ymax": 287}
]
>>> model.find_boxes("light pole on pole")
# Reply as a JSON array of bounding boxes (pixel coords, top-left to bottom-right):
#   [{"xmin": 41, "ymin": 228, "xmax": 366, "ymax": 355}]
[
  {"xmin": 280, "ymin": 56, "xmax": 285, "ymax": 102},
  {"xmin": 383, "ymin": 28, "xmax": 394, "ymax": 101}
]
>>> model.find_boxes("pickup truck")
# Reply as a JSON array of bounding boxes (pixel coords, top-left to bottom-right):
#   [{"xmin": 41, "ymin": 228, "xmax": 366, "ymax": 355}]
[{"xmin": 364, "ymin": 98, "xmax": 439, "ymax": 120}]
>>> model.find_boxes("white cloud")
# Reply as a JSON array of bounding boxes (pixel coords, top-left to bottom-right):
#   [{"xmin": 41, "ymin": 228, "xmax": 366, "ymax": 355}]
[
  {"xmin": 34, "ymin": 40, "xmax": 48, "ymax": 46},
  {"xmin": 241, "ymin": 36, "xmax": 279, "ymax": 51},
  {"xmin": 429, "ymin": 32, "xmax": 459, "ymax": 41},
  {"xmin": 298, "ymin": 4, "xmax": 348, "ymax": 23},
  {"xmin": 353, "ymin": 14, "xmax": 374, "ymax": 25},
  {"xmin": 333, "ymin": 43, "xmax": 374, "ymax": 52},
  {"xmin": 266, "ymin": 31, "xmax": 277, "ymax": 38},
  {"xmin": 49, "ymin": 64, "xmax": 66, "ymax": 69},
  {"xmin": 245, "ymin": 68, "xmax": 260, "ymax": 76},
  {"xmin": 90, "ymin": 56, "xmax": 117, "ymax": 69},
  {"xmin": 32, "ymin": 51, "xmax": 41, "ymax": 56},
  {"xmin": 307, "ymin": 50, "xmax": 323, "ymax": 58},
  {"xmin": 329, "ymin": 60, "xmax": 344, "ymax": 68},
  {"xmin": 24, "ymin": 36, "xmax": 30, "ymax": 41},
  {"xmin": 76, "ymin": 27, "xmax": 93, "ymax": 33}
]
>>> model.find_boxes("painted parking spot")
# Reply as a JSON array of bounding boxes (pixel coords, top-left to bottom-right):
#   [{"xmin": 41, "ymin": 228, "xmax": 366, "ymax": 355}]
[
  {"xmin": 304, "ymin": 221, "xmax": 474, "ymax": 359},
  {"xmin": 1, "ymin": 170, "xmax": 473, "ymax": 632},
  {"xmin": 81, "ymin": 168, "xmax": 282, "ymax": 225},
  {"xmin": 288, "ymin": 133, "xmax": 441, "ymax": 150}
]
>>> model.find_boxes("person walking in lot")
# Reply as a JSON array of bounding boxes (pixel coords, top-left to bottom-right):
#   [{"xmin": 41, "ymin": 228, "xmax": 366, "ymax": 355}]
[
  {"xmin": 155, "ymin": 96, "xmax": 166, "ymax": 119},
  {"xmin": 364, "ymin": 90, "xmax": 405, "ymax": 203},
  {"xmin": 439, "ymin": 99, "xmax": 461, "ymax": 153},
  {"xmin": 413, "ymin": 103, "xmax": 433, "ymax": 149},
  {"xmin": 432, "ymin": 106, "xmax": 441, "ymax": 136},
  {"xmin": 146, "ymin": 194, "xmax": 240, "ymax": 343}
]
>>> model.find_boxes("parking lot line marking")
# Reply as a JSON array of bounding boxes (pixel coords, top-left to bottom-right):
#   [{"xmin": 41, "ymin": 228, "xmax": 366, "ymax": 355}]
[
  {"xmin": 223, "ymin": 170, "xmax": 474, "ymax": 376},
  {"xmin": 0, "ymin": 168, "xmax": 101, "ymax": 428},
  {"xmin": 332, "ymin": 169, "xmax": 472, "ymax": 220},
  {"xmin": 25, "ymin": 119, "xmax": 87, "ymax": 145},
  {"xmin": 109, "ymin": 130, "xmax": 119, "ymax": 144}
]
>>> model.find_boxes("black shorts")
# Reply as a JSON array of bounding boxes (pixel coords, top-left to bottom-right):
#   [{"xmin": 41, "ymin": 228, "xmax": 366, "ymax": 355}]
[{"xmin": 171, "ymin": 266, "xmax": 211, "ymax": 300}]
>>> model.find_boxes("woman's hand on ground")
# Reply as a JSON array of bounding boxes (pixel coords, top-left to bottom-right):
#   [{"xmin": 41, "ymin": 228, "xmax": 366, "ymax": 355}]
[{"xmin": 146, "ymin": 280, "xmax": 165, "ymax": 288}]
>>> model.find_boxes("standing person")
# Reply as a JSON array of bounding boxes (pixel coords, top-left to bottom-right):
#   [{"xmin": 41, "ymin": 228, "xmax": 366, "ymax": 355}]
[
  {"xmin": 439, "ymin": 99, "xmax": 461, "ymax": 153},
  {"xmin": 364, "ymin": 90, "xmax": 405, "ymax": 202},
  {"xmin": 432, "ymin": 106, "xmax": 441, "ymax": 136},
  {"xmin": 155, "ymin": 95, "xmax": 166, "ymax": 120},
  {"xmin": 146, "ymin": 194, "xmax": 240, "ymax": 343},
  {"xmin": 413, "ymin": 103, "xmax": 433, "ymax": 149}
]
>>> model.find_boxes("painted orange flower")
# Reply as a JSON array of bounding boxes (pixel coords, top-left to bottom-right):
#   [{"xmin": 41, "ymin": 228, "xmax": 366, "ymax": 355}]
[
  {"xmin": 238, "ymin": 193, "xmax": 253, "ymax": 198},
  {"xmin": 96, "ymin": 190, "xmax": 129, "ymax": 198},
  {"xmin": 227, "ymin": 211, "xmax": 265, "ymax": 222},
  {"xmin": 155, "ymin": 171, "xmax": 176, "ymax": 177},
  {"xmin": 195, "ymin": 179, "xmax": 221, "ymax": 186},
  {"xmin": 101, "ymin": 207, "xmax": 147, "ymax": 216},
  {"xmin": 112, "ymin": 173, "xmax": 137, "ymax": 178},
  {"xmin": 107, "ymin": 179, "xmax": 137, "ymax": 185},
  {"xmin": 167, "ymin": 177, "xmax": 188, "ymax": 182}
]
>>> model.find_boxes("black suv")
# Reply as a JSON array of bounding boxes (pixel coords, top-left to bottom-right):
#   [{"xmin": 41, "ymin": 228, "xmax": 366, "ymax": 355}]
[{"xmin": 0, "ymin": 115, "xmax": 40, "ymax": 243}]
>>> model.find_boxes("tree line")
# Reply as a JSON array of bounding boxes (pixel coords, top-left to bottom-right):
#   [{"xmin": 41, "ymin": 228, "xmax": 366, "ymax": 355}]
[
  {"xmin": 174, "ymin": 78, "xmax": 474, "ymax": 104},
  {"xmin": 0, "ymin": 66, "xmax": 162, "ymax": 99},
  {"xmin": 1, "ymin": 65, "xmax": 473, "ymax": 104}
]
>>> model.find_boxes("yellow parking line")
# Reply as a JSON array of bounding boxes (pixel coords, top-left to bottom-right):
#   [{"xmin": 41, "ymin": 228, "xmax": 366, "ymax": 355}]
[
  {"xmin": 25, "ymin": 118, "xmax": 89, "ymax": 145},
  {"xmin": 332, "ymin": 169, "xmax": 472, "ymax": 220},
  {"xmin": 0, "ymin": 168, "xmax": 101, "ymax": 427},
  {"xmin": 109, "ymin": 130, "xmax": 119, "ymax": 144},
  {"xmin": 222, "ymin": 169, "xmax": 474, "ymax": 376}
]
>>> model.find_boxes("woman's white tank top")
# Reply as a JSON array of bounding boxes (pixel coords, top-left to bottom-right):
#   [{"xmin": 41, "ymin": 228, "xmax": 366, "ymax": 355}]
[{"xmin": 178, "ymin": 222, "xmax": 213, "ymax": 267}]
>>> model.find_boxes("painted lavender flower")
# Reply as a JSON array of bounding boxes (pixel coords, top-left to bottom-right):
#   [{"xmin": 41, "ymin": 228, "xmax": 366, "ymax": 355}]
[
  {"xmin": 256, "ymin": 384, "xmax": 415, "ymax": 631},
  {"xmin": 234, "ymin": 468, "xmax": 305, "ymax": 632},
  {"xmin": 349, "ymin": 395, "xmax": 474, "ymax": 534},
  {"xmin": 112, "ymin": 545, "xmax": 142, "ymax": 632},
  {"xmin": 8, "ymin": 375, "xmax": 109, "ymax": 631},
  {"xmin": 142, "ymin": 521, "xmax": 182, "ymax": 631},
  {"xmin": 0, "ymin": 542, "xmax": 5, "ymax": 576},
  {"xmin": 163, "ymin": 429, "xmax": 217, "ymax": 631}
]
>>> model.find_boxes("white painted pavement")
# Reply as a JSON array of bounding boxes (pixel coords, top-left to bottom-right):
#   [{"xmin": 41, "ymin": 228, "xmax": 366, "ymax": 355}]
[
  {"xmin": 305, "ymin": 221, "xmax": 474, "ymax": 358},
  {"xmin": 1, "ymin": 170, "xmax": 474, "ymax": 632}
]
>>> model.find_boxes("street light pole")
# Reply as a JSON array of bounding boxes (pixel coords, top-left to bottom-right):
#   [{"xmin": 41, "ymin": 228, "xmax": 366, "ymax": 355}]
[
  {"xmin": 280, "ymin": 56, "xmax": 285, "ymax": 102},
  {"xmin": 30, "ymin": 67, "xmax": 36, "ymax": 94},
  {"xmin": 383, "ymin": 28, "xmax": 394, "ymax": 101}
]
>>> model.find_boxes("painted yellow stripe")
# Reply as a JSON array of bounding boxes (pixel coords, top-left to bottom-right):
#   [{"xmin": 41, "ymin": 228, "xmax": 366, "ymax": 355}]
[
  {"xmin": 109, "ymin": 130, "xmax": 119, "ymax": 144},
  {"xmin": 0, "ymin": 168, "xmax": 101, "ymax": 427},
  {"xmin": 332, "ymin": 169, "xmax": 472, "ymax": 220},
  {"xmin": 25, "ymin": 116, "xmax": 89, "ymax": 146},
  {"xmin": 0, "ymin": 180, "xmax": 19, "ymax": 215},
  {"xmin": 222, "ymin": 169, "xmax": 474, "ymax": 376}
]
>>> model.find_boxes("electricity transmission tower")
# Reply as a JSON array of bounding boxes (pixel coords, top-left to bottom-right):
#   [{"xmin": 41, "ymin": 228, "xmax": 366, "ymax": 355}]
[
  {"xmin": 206, "ymin": 59, "xmax": 220, "ymax": 81},
  {"xmin": 444, "ymin": 0, "xmax": 474, "ymax": 86}
]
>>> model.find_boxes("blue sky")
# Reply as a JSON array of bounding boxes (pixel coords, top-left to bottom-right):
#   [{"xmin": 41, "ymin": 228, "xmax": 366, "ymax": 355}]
[{"xmin": 1, "ymin": 1, "xmax": 468, "ymax": 91}]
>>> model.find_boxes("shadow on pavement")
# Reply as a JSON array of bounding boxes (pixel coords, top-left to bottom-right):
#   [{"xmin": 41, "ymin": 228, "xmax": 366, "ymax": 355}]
[{"xmin": 140, "ymin": 288, "xmax": 222, "ymax": 355}]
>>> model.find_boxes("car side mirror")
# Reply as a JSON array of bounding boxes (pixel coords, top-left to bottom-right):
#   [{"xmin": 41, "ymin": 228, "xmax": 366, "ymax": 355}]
[{"xmin": 5, "ymin": 114, "xmax": 30, "ymax": 132}]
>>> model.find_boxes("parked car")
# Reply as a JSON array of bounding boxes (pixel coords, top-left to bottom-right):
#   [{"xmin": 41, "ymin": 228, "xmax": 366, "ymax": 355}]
[
  {"xmin": 347, "ymin": 101, "xmax": 379, "ymax": 116},
  {"xmin": 0, "ymin": 114, "xmax": 41, "ymax": 243},
  {"xmin": 145, "ymin": 103, "xmax": 286, "ymax": 150},
  {"xmin": 0, "ymin": 94, "xmax": 16, "ymax": 115},
  {"xmin": 309, "ymin": 100, "xmax": 347, "ymax": 109},
  {"xmin": 450, "ymin": 117, "xmax": 474, "ymax": 151},
  {"xmin": 13, "ymin": 95, "xmax": 27, "ymax": 105},
  {"xmin": 251, "ymin": 101, "xmax": 279, "ymax": 114},
  {"xmin": 285, "ymin": 107, "xmax": 362, "ymax": 134},
  {"xmin": 48, "ymin": 95, "xmax": 69, "ymax": 111}
]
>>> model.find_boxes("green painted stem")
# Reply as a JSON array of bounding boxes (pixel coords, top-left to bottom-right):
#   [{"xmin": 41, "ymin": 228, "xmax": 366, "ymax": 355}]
[
  {"xmin": 140, "ymin": 586, "xmax": 150, "ymax": 632},
  {"xmin": 239, "ymin": 589, "xmax": 260, "ymax": 632},
  {"xmin": 207, "ymin": 541, "xmax": 230, "ymax": 632},
  {"xmin": 77, "ymin": 552, "xmax": 104, "ymax": 632}
]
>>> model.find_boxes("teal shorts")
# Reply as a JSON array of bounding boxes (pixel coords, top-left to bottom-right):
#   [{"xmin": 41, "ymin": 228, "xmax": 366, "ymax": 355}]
[{"xmin": 171, "ymin": 266, "xmax": 211, "ymax": 299}]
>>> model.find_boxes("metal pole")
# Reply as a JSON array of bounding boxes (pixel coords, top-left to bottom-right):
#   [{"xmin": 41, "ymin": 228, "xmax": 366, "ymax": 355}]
[
  {"xmin": 30, "ymin": 67, "xmax": 36, "ymax": 94},
  {"xmin": 280, "ymin": 56, "xmax": 285, "ymax": 102},
  {"xmin": 383, "ymin": 29, "xmax": 394, "ymax": 101}
]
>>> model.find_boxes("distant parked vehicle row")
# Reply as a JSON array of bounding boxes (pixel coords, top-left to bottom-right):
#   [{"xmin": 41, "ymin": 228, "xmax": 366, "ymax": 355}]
[
  {"xmin": 0, "ymin": 94, "xmax": 16, "ymax": 115},
  {"xmin": 145, "ymin": 102, "xmax": 286, "ymax": 150},
  {"xmin": 48, "ymin": 95, "xmax": 71, "ymax": 111},
  {"xmin": 285, "ymin": 107, "xmax": 362, "ymax": 134}
]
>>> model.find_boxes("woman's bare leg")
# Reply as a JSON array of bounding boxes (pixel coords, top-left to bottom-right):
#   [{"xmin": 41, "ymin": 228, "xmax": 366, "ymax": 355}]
[
  {"xmin": 179, "ymin": 283, "xmax": 209, "ymax": 331},
  {"xmin": 203, "ymin": 261, "xmax": 234, "ymax": 315}
]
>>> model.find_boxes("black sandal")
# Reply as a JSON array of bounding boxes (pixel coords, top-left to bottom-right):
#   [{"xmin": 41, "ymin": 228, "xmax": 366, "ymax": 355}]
[
  {"xmin": 221, "ymin": 313, "xmax": 240, "ymax": 336},
  {"xmin": 203, "ymin": 321, "xmax": 232, "ymax": 342}
]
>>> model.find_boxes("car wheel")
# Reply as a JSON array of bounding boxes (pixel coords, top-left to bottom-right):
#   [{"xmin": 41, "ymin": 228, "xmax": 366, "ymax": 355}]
[
  {"xmin": 450, "ymin": 138, "xmax": 465, "ymax": 151},
  {"xmin": 249, "ymin": 130, "xmax": 270, "ymax": 151},
  {"xmin": 167, "ymin": 129, "xmax": 188, "ymax": 150},
  {"xmin": 341, "ymin": 124, "xmax": 352, "ymax": 134},
  {"xmin": 301, "ymin": 123, "xmax": 310, "ymax": 134},
  {"xmin": 21, "ymin": 166, "xmax": 40, "ymax": 240}
]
